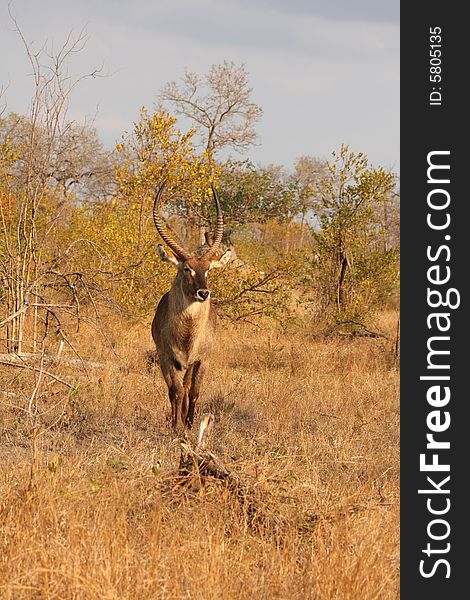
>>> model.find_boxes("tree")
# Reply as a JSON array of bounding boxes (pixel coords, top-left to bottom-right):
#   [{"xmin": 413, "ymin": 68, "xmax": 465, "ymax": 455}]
[
  {"xmin": 311, "ymin": 145, "xmax": 397, "ymax": 318},
  {"xmin": 292, "ymin": 155, "xmax": 326, "ymax": 226},
  {"xmin": 159, "ymin": 61, "xmax": 263, "ymax": 244},
  {"xmin": 1, "ymin": 113, "xmax": 116, "ymax": 202},
  {"xmin": 159, "ymin": 60, "xmax": 262, "ymax": 159},
  {"xmin": 114, "ymin": 107, "xmax": 215, "ymax": 245},
  {"xmin": 215, "ymin": 161, "xmax": 299, "ymax": 239},
  {"xmin": 0, "ymin": 23, "xmax": 105, "ymax": 353},
  {"xmin": 79, "ymin": 108, "xmax": 215, "ymax": 313}
]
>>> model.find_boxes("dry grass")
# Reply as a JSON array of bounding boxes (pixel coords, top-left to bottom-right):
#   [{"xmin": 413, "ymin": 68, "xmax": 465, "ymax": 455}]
[{"xmin": 0, "ymin": 311, "xmax": 399, "ymax": 599}]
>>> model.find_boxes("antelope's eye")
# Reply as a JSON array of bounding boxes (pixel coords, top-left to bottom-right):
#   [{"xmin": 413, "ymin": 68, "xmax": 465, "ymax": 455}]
[{"xmin": 184, "ymin": 267, "xmax": 191, "ymax": 273}]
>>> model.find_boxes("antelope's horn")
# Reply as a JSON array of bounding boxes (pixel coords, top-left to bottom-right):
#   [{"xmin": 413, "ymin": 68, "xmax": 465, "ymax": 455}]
[
  {"xmin": 153, "ymin": 183, "xmax": 192, "ymax": 260},
  {"xmin": 203, "ymin": 184, "xmax": 224, "ymax": 259}
]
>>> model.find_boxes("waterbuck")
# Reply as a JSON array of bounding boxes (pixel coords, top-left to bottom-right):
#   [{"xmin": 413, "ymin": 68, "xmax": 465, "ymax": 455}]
[{"xmin": 151, "ymin": 183, "xmax": 231, "ymax": 430}]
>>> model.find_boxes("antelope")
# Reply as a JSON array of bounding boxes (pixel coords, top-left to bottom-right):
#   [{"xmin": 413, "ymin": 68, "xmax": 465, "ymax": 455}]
[{"xmin": 151, "ymin": 183, "xmax": 231, "ymax": 430}]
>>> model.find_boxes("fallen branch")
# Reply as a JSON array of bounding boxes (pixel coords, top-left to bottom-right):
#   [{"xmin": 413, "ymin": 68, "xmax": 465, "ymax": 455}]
[
  {"xmin": 175, "ymin": 415, "xmax": 392, "ymax": 538},
  {"xmin": 316, "ymin": 411, "xmax": 342, "ymax": 419},
  {"xmin": 0, "ymin": 352, "xmax": 106, "ymax": 369},
  {"xmin": 0, "ymin": 358, "xmax": 73, "ymax": 388},
  {"xmin": 179, "ymin": 413, "xmax": 240, "ymax": 486},
  {"xmin": 326, "ymin": 320, "xmax": 389, "ymax": 340},
  {"xmin": 178, "ymin": 414, "xmax": 281, "ymax": 530}
]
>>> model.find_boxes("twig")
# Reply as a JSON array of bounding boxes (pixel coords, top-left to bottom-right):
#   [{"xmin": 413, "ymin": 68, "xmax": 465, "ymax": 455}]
[
  {"xmin": 0, "ymin": 304, "xmax": 29, "ymax": 328},
  {"xmin": 0, "ymin": 352, "xmax": 106, "ymax": 369},
  {"xmin": 328, "ymin": 320, "xmax": 389, "ymax": 339},
  {"xmin": 216, "ymin": 271, "xmax": 280, "ymax": 306},
  {"xmin": 196, "ymin": 412, "xmax": 214, "ymax": 450},
  {"xmin": 316, "ymin": 411, "xmax": 342, "ymax": 419},
  {"xmin": 394, "ymin": 318, "xmax": 400, "ymax": 363},
  {"xmin": 0, "ymin": 358, "xmax": 73, "ymax": 388}
]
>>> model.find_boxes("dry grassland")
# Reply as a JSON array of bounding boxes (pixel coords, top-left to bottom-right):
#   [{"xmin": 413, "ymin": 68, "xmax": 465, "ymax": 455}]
[{"xmin": 0, "ymin": 311, "xmax": 400, "ymax": 599}]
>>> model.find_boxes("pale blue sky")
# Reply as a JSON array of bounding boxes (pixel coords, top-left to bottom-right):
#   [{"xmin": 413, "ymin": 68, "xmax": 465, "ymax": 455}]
[{"xmin": 0, "ymin": 0, "xmax": 399, "ymax": 171}]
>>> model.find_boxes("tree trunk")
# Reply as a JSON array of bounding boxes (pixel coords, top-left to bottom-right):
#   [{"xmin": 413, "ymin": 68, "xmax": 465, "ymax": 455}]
[{"xmin": 336, "ymin": 252, "xmax": 348, "ymax": 311}]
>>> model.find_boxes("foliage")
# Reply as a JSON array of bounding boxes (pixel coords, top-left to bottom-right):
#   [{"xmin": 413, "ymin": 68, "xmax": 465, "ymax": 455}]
[
  {"xmin": 115, "ymin": 108, "xmax": 215, "ymax": 202},
  {"xmin": 217, "ymin": 161, "xmax": 300, "ymax": 229},
  {"xmin": 74, "ymin": 109, "xmax": 212, "ymax": 313},
  {"xmin": 0, "ymin": 113, "xmax": 115, "ymax": 201},
  {"xmin": 309, "ymin": 144, "xmax": 399, "ymax": 323},
  {"xmin": 292, "ymin": 155, "xmax": 327, "ymax": 224},
  {"xmin": 94, "ymin": 109, "xmax": 303, "ymax": 321},
  {"xmin": 1, "ymin": 26, "xmax": 400, "ymax": 338},
  {"xmin": 0, "ymin": 26, "xmax": 109, "ymax": 353},
  {"xmin": 71, "ymin": 199, "xmax": 173, "ymax": 313}
]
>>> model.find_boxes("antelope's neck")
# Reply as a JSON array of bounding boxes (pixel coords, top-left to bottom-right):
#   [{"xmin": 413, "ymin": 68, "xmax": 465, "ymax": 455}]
[
  {"xmin": 167, "ymin": 286, "xmax": 213, "ymax": 366},
  {"xmin": 169, "ymin": 284, "xmax": 211, "ymax": 323}
]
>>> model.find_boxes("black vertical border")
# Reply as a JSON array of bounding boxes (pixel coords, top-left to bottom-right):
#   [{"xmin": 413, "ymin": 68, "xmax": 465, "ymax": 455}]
[{"xmin": 401, "ymin": 3, "xmax": 466, "ymax": 597}]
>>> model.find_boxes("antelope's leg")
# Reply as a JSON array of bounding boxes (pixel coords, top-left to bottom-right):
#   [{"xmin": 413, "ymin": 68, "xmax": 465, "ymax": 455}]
[
  {"xmin": 182, "ymin": 364, "xmax": 194, "ymax": 425},
  {"xmin": 162, "ymin": 363, "xmax": 185, "ymax": 430},
  {"xmin": 187, "ymin": 361, "xmax": 204, "ymax": 428}
]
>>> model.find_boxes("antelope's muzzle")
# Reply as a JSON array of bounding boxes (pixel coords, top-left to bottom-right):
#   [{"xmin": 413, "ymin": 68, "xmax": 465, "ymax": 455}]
[{"xmin": 196, "ymin": 289, "xmax": 210, "ymax": 301}]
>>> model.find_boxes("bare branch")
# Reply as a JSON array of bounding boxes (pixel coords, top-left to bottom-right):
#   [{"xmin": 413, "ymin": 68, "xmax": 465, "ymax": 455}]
[
  {"xmin": 159, "ymin": 60, "xmax": 262, "ymax": 157},
  {"xmin": 0, "ymin": 356, "xmax": 73, "ymax": 388}
]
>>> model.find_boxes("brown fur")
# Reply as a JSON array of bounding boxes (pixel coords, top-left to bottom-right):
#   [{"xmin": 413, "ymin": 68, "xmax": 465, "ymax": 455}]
[{"xmin": 152, "ymin": 253, "xmax": 228, "ymax": 429}]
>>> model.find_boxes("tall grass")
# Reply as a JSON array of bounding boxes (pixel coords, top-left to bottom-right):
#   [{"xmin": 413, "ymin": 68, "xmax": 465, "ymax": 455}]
[{"xmin": 0, "ymin": 311, "xmax": 399, "ymax": 599}]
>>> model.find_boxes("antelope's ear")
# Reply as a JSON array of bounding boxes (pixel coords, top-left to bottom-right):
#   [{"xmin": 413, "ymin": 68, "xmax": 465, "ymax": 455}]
[
  {"xmin": 157, "ymin": 244, "xmax": 179, "ymax": 267},
  {"xmin": 209, "ymin": 249, "xmax": 232, "ymax": 269}
]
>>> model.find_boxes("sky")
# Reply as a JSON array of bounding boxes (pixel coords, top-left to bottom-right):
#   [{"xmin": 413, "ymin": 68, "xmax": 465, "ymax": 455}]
[{"xmin": 0, "ymin": 0, "xmax": 399, "ymax": 171}]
